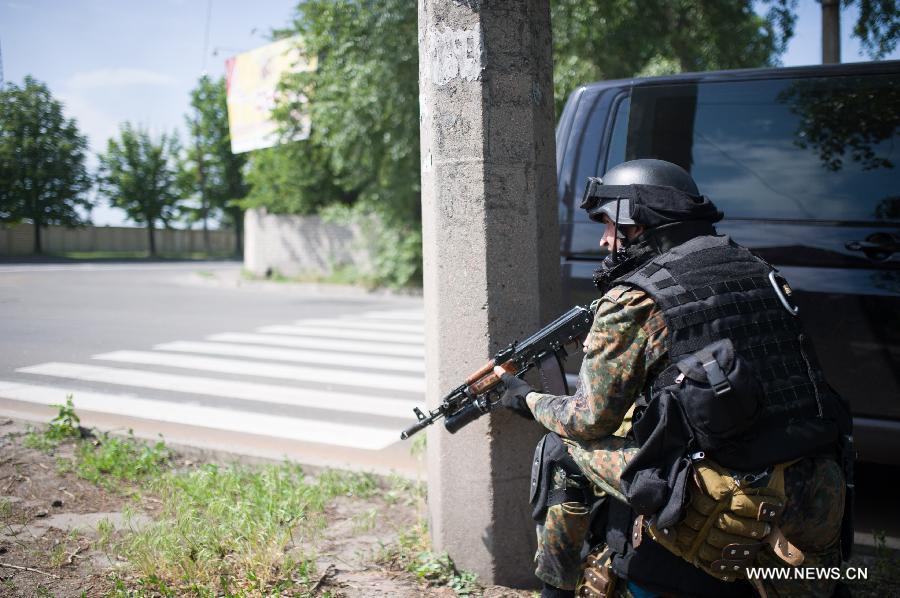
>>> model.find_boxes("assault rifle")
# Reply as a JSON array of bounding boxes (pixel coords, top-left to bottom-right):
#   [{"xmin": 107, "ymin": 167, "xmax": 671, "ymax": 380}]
[{"xmin": 400, "ymin": 305, "xmax": 594, "ymax": 439}]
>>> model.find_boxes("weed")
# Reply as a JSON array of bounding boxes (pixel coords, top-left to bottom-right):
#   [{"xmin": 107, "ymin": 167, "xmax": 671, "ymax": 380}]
[
  {"xmin": 113, "ymin": 464, "xmax": 376, "ymax": 594},
  {"xmin": 96, "ymin": 517, "xmax": 115, "ymax": 550},
  {"xmin": 847, "ymin": 530, "xmax": 900, "ymax": 597},
  {"xmin": 49, "ymin": 542, "xmax": 67, "ymax": 568},
  {"xmin": 380, "ymin": 520, "xmax": 479, "ymax": 595},
  {"xmin": 71, "ymin": 431, "xmax": 171, "ymax": 491},
  {"xmin": 383, "ymin": 474, "xmax": 426, "ymax": 507},
  {"xmin": 351, "ymin": 508, "xmax": 379, "ymax": 534},
  {"xmin": 196, "ymin": 270, "xmax": 216, "ymax": 279},
  {"xmin": 0, "ymin": 497, "xmax": 12, "ymax": 519},
  {"xmin": 24, "ymin": 395, "xmax": 81, "ymax": 452},
  {"xmin": 410, "ymin": 433, "xmax": 426, "ymax": 459}
]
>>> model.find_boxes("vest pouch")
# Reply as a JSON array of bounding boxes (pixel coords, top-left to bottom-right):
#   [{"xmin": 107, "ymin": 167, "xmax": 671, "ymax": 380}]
[{"xmin": 672, "ymin": 338, "xmax": 762, "ymax": 451}]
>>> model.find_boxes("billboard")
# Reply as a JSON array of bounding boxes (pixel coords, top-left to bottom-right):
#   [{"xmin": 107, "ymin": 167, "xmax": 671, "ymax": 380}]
[{"xmin": 225, "ymin": 37, "xmax": 315, "ymax": 154}]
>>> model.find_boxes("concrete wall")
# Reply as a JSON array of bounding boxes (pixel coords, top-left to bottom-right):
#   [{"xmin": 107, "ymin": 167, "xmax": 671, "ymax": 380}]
[
  {"xmin": 0, "ymin": 223, "xmax": 236, "ymax": 255},
  {"xmin": 243, "ymin": 208, "xmax": 373, "ymax": 278}
]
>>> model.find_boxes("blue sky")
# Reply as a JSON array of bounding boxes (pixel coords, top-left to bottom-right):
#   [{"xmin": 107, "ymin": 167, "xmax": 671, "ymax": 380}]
[{"xmin": 1, "ymin": 0, "xmax": 898, "ymax": 226}]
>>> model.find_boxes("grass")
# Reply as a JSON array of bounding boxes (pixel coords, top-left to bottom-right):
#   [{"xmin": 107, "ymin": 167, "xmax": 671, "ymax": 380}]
[
  {"xmin": 378, "ymin": 520, "xmax": 479, "ymax": 596},
  {"xmin": 847, "ymin": 531, "xmax": 900, "ymax": 597},
  {"xmin": 54, "ymin": 251, "xmax": 235, "ymax": 260},
  {"xmin": 111, "ymin": 464, "xmax": 376, "ymax": 595},
  {"xmin": 65, "ymin": 431, "xmax": 172, "ymax": 491},
  {"xmin": 241, "ymin": 264, "xmax": 378, "ymax": 289},
  {"xmin": 18, "ymin": 400, "xmax": 476, "ymax": 597},
  {"xmin": 24, "ymin": 394, "xmax": 81, "ymax": 451}
]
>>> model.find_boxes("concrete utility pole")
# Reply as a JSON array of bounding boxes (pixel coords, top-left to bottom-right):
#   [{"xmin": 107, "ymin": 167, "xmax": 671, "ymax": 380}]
[
  {"xmin": 822, "ymin": 0, "xmax": 841, "ymax": 64},
  {"xmin": 418, "ymin": 0, "xmax": 559, "ymax": 587}
]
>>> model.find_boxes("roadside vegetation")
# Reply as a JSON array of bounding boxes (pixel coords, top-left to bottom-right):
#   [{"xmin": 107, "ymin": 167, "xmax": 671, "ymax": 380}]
[{"xmin": 5, "ymin": 400, "xmax": 491, "ymax": 597}]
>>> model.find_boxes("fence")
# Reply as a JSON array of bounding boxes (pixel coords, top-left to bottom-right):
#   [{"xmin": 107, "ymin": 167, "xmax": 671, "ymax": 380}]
[
  {"xmin": 0, "ymin": 222, "xmax": 237, "ymax": 256},
  {"xmin": 243, "ymin": 208, "xmax": 373, "ymax": 277}
]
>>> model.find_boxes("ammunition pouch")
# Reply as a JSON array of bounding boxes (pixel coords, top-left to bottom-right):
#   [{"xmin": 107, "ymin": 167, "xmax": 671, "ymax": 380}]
[
  {"xmin": 531, "ymin": 432, "xmax": 592, "ymax": 524},
  {"xmin": 576, "ymin": 546, "xmax": 617, "ymax": 598},
  {"xmin": 645, "ymin": 458, "xmax": 803, "ymax": 581}
]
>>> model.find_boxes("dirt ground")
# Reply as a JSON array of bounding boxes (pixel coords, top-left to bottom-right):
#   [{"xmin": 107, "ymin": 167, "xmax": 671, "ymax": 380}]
[{"xmin": 0, "ymin": 418, "xmax": 535, "ymax": 597}]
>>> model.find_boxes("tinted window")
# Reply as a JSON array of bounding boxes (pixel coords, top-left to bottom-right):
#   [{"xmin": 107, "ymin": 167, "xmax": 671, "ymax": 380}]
[
  {"xmin": 622, "ymin": 74, "xmax": 899, "ymax": 223},
  {"xmin": 604, "ymin": 95, "xmax": 630, "ymax": 173}
]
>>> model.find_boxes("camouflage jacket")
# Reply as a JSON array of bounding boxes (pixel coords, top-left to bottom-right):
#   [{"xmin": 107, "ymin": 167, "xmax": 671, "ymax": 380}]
[
  {"xmin": 525, "ymin": 284, "xmax": 668, "ymax": 442},
  {"xmin": 527, "ymin": 286, "xmax": 846, "ymax": 596}
]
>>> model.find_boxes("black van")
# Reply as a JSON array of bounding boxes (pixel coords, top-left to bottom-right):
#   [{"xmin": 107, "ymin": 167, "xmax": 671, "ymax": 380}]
[{"xmin": 556, "ymin": 61, "xmax": 900, "ymax": 465}]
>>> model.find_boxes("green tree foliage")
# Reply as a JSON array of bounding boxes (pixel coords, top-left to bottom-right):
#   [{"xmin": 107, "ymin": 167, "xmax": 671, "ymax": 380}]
[
  {"xmin": 244, "ymin": 0, "xmax": 421, "ymax": 286},
  {"xmin": 97, "ymin": 124, "xmax": 181, "ymax": 257},
  {"xmin": 182, "ymin": 75, "xmax": 248, "ymax": 255},
  {"xmin": 0, "ymin": 76, "xmax": 92, "ymax": 253},
  {"xmin": 853, "ymin": 0, "xmax": 900, "ymax": 59},
  {"xmin": 550, "ymin": 1, "xmax": 796, "ymax": 115}
]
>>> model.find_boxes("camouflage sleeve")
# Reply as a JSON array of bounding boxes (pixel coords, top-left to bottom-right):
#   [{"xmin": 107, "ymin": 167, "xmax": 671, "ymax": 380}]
[{"xmin": 525, "ymin": 286, "xmax": 668, "ymax": 441}]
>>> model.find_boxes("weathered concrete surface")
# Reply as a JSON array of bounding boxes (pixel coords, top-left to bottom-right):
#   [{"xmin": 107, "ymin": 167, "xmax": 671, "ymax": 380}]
[
  {"xmin": 243, "ymin": 208, "xmax": 373, "ymax": 278},
  {"xmin": 418, "ymin": 0, "xmax": 559, "ymax": 587}
]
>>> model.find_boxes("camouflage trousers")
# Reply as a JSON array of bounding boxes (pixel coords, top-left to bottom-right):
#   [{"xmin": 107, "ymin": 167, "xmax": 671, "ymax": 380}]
[
  {"xmin": 534, "ymin": 468, "xmax": 593, "ymax": 590},
  {"xmin": 536, "ymin": 436, "xmax": 846, "ymax": 597}
]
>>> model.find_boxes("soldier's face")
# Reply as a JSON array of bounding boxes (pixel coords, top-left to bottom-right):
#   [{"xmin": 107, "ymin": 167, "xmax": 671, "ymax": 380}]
[{"xmin": 599, "ymin": 216, "xmax": 643, "ymax": 250}]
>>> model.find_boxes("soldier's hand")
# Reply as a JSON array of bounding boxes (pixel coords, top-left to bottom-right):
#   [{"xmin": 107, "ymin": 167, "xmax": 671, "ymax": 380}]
[{"xmin": 493, "ymin": 366, "xmax": 535, "ymax": 420}]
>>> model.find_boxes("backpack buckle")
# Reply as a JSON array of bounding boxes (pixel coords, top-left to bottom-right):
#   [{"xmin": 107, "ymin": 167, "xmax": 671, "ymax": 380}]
[{"xmin": 701, "ymin": 358, "xmax": 731, "ymax": 395}]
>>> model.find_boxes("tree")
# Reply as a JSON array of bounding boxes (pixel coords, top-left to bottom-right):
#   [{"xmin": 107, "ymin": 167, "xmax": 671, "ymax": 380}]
[
  {"xmin": 550, "ymin": 1, "xmax": 797, "ymax": 116},
  {"xmin": 245, "ymin": 0, "xmax": 421, "ymax": 286},
  {"xmin": 97, "ymin": 124, "xmax": 181, "ymax": 257},
  {"xmin": 0, "ymin": 76, "xmax": 92, "ymax": 254},
  {"xmin": 182, "ymin": 75, "xmax": 248, "ymax": 256}
]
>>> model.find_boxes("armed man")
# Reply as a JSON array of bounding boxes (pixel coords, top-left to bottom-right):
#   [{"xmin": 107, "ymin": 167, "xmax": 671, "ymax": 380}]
[{"xmin": 494, "ymin": 159, "xmax": 854, "ymax": 598}]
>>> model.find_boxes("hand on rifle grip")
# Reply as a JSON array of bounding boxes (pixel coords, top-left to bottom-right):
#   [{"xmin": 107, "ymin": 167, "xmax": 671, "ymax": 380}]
[{"xmin": 493, "ymin": 366, "xmax": 535, "ymax": 420}]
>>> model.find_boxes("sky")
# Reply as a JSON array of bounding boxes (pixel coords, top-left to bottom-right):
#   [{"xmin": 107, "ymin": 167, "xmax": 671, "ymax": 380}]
[{"xmin": 1, "ymin": 0, "xmax": 898, "ymax": 227}]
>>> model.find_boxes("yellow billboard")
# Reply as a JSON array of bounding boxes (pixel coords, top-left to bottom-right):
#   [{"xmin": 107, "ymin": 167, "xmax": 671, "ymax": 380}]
[{"xmin": 225, "ymin": 37, "xmax": 315, "ymax": 154}]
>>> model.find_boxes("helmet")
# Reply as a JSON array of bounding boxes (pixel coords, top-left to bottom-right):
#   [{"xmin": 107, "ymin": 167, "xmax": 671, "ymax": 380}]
[{"xmin": 580, "ymin": 159, "xmax": 714, "ymax": 227}]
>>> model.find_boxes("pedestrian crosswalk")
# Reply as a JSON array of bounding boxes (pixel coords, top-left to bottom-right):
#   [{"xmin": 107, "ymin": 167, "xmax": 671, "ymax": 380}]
[{"xmin": 1, "ymin": 308, "xmax": 426, "ymax": 454}]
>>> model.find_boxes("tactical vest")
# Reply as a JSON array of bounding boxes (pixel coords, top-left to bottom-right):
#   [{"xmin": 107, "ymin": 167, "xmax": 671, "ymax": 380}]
[{"xmin": 601, "ymin": 234, "xmax": 849, "ymax": 596}]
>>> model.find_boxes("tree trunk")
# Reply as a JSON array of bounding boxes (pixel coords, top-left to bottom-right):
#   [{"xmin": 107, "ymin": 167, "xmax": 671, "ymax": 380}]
[
  {"xmin": 822, "ymin": 0, "xmax": 841, "ymax": 64},
  {"xmin": 233, "ymin": 211, "xmax": 243, "ymax": 258},
  {"xmin": 33, "ymin": 221, "xmax": 43, "ymax": 255},
  {"xmin": 202, "ymin": 213, "xmax": 210, "ymax": 255},
  {"xmin": 147, "ymin": 220, "xmax": 157, "ymax": 257}
]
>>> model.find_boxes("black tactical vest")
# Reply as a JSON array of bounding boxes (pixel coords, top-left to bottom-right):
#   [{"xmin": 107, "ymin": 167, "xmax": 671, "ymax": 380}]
[{"xmin": 602, "ymin": 233, "xmax": 849, "ymax": 596}]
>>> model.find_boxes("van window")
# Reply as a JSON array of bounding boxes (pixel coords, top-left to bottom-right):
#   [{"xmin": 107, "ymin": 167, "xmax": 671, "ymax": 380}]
[
  {"xmin": 604, "ymin": 94, "xmax": 630, "ymax": 174},
  {"xmin": 624, "ymin": 74, "xmax": 899, "ymax": 223}
]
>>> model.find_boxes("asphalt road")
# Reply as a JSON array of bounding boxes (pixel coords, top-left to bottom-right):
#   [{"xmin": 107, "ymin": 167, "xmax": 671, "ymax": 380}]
[{"xmin": 0, "ymin": 261, "xmax": 426, "ymax": 477}]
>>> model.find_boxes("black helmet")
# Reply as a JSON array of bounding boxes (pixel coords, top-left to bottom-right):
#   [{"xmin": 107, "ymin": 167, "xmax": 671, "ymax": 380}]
[{"xmin": 580, "ymin": 159, "xmax": 721, "ymax": 227}]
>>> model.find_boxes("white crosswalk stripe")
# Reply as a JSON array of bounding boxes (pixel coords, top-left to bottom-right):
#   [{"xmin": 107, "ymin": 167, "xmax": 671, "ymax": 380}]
[
  {"xmin": 206, "ymin": 332, "xmax": 423, "ymax": 357},
  {"xmin": 91, "ymin": 350, "xmax": 425, "ymax": 393},
  {"xmin": 258, "ymin": 325, "xmax": 423, "ymax": 344},
  {"xmin": 0, "ymin": 380, "xmax": 398, "ymax": 450},
  {"xmin": 359, "ymin": 310, "xmax": 424, "ymax": 321},
  {"xmin": 294, "ymin": 319, "xmax": 424, "ymax": 334},
  {"xmin": 3, "ymin": 308, "xmax": 426, "ymax": 453},
  {"xmin": 153, "ymin": 341, "xmax": 425, "ymax": 373},
  {"xmin": 17, "ymin": 362, "xmax": 422, "ymax": 418}
]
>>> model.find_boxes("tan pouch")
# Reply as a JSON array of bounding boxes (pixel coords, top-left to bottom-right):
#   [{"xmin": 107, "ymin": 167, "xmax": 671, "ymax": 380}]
[{"xmin": 646, "ymin": 458, "xmax": 804, "ymax": 581}]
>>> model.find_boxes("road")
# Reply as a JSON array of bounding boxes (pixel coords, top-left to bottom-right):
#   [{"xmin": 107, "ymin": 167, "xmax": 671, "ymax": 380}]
[{"xmin": 0, "ymin": 261, "xmax": 425, "ymax": 477}]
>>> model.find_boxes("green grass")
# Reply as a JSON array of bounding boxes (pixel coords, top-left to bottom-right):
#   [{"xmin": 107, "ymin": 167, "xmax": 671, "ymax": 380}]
[
  {"xmin": 847, "ymin": 531, "xmax": 900, "ymax": 598},
  {"xmin": 378, "ymin": 520, "xmax": 478, "ymax": 596},
  {"xmin": 24, "ymin": 395, "xmax": 81, "ymax": 452},
  {"xmin": 112, "ymin": 464, "xmax": 376, "ymax": 595},
  {"xmin": 66, "ymin": 431, "xmax": 172, "ymax": 491},
  {"xmin": 53, "ymin": 251, "xmax": 234, "ymax": 260},
  {"xmin": 241, "ymin": 264, "xmax": 378, "ymax": 289}
]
